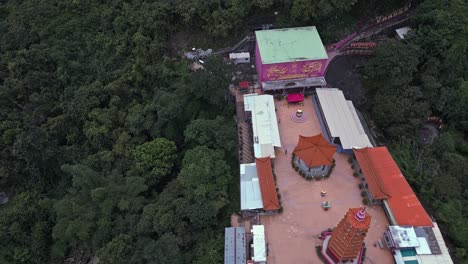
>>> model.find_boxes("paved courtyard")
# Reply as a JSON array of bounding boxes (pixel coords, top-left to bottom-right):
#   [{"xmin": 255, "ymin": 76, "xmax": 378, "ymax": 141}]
[{"xmin": 261, "ymin": 97, "xmax": 394, "ymax": 264}]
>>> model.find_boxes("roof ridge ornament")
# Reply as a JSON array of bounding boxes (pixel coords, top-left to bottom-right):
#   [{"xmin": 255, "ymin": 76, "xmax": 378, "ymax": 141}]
[{"xmin": 355, "ymin": 206, "xmax": 367, "ymax": 222}]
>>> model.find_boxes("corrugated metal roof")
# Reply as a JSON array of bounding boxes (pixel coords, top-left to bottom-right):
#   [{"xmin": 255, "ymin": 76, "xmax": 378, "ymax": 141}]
[
  {"xmin": 316, "ymin": 88, "xmax": 372, "ymax": 149},
  {"xmin": 244, "ymin": 94, "xmax": 281, "ymax": 158},
  {"xmin": 255, "ymin": 26, "xmax": 328, "ymax": 64},
  {"xmin": 240, "ymin": 163, "xmax": 263, "ymax": 210},
  {"xmin": 224, "ymin": 227, "xmax": 246, "ymax": 264}
]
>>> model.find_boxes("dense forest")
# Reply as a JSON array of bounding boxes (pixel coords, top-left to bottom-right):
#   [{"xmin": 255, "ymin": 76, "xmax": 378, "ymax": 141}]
[
  {"xmin": 0, "ymin": 0, "xmax": 465, "ymax": 263},
  {"xmin": 364, "ymin": 0, "xmax": 468, "ymax": 262},
  {"xmin": 0, "ymin": 0, "xmax": 397, "ymax": 263}
]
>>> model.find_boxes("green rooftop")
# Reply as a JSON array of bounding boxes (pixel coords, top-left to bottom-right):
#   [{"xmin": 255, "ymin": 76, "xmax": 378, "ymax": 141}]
[{"xmin": 255, "ymin": 26, "xmax": 328, "ymax": 64}]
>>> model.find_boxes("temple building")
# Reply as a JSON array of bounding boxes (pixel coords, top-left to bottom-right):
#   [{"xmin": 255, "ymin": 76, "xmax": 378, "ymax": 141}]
[
  {"xmin": 352, "ymin": 146, "xmax": 433, "ymax": 227},
  {"xmin": 293, "ymin": 134, "xmax": 337, "ymax": 177},
  {"xmin": 255, "ymin": 26, "xmax": 328, "ymax": 91},
  {"xmin": 324, "ymin": 208, "xmax": 371, "ymax": 263},
  {"xmin": 240, "ymin": 157, "xmax": 280, "ymax": 215}
]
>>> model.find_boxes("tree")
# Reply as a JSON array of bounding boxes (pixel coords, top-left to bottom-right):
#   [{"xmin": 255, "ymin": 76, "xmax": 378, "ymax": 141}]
[
  {"xmin": 370, "ymin": 88, "xmax": 429, "ymax": 138},
  {"xmin": 138, "ymin": 233, "xmax": 185, "ymax": 264},
  {"xmin": 290, "ymin": 0, "xmax": 358, "ymax": 24},
  {"xmin": 190, "ymin": 56, "xmax": 234, "ymax": 111},
  {"xmin": 97, "ymin": 234, "xmax": 134, "ymax": 264},
  {"xmin": 133, "ymin": 138, "xmax": 177, "ymax": 186},
  {"xmin": 364, "ymin": 41, "xmax": 419, "ymax": 94},
  {"xmin": 177, "ymin": 146, "xmax": 232, "ymax": 229},
  {"xmin": 446, "ymin": 81, "xmax": 468, "ymax": 132},
  {"xmin": 50, "ymin": 164, "xmax": 148, "ymax": 258},
  {"xmin": 184, "ymin": 116, "xmax": 237, "ymax": 156},
  {"xmin": 0, "ymin": 192, "xmax": 51, "ymax": 264}
]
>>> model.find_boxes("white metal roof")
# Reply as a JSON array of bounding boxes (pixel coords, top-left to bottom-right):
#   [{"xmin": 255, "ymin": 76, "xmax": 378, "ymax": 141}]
[
  {"xmin": 395, "ymin": 27, "xmax": 411, "ymax": 39},
  {"xmin": 252, "ymin": 225, "xmax": 266, "ymax": 262},
  {"xmin": 316, "ymin": 88, "xmax": 372, "ymax": 149},
  {"xmin": 240, "ymin": 163, "xmax": 263, "ymax": 210},
  {"xmin": 230, "ymin": 52, "xmax": 250, "ymax": 59},
  {"xmin": 416, "ymin": 237, "xmax": 432, "ymax": 255},
  {"xmin": 244, "ymin": 94, "xmax": 281, "ymax": 158},
  {"xmin": 389, "ymin": 225, "xmax": 420, "ymax": 248}
]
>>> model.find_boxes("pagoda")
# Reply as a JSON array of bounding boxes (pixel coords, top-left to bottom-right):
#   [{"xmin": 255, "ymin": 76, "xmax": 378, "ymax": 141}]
[{"xmin": 325, "ymin": 207, "xmax": 371, "ymax": 263}]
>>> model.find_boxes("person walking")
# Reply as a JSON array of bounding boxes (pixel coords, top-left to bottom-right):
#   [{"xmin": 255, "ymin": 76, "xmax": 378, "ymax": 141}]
[{"xmin": 284, "ymin": 148, "xmax": 288, "ymax": 155}]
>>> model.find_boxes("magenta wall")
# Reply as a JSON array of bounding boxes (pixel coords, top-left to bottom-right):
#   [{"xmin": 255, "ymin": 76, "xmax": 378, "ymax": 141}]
[{"xmin": 258, "ymin": 59, "xmax": 328, "ymax": 82}]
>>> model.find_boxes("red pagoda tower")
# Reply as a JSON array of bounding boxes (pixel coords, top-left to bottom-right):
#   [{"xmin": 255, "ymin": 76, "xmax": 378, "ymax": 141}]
[{"xmin": 326, "ymin": 207, "xmax": 371, "ymax": 262}]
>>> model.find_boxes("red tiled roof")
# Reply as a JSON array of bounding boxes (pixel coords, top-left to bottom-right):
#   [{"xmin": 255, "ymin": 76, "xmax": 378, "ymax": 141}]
[
  {"xmin": 353, "ymin": 147, "xmax": 433, "ymax": 227},
  {"xmin": 256, "ymin": 157, "xmax": 280, "ymax": 211},
  {"xmin": 294, "ymin": 134, "xmax": 337, "ymax": 167},
  {"xmin": 353, "ymin": 147, "xmax": 392, "ymax": 200}
]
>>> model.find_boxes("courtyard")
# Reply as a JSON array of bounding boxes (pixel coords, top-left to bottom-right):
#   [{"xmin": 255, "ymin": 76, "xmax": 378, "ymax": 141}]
[{"xmin": 260, "ymin": 97, "xmax": 394, "ymax": 264}]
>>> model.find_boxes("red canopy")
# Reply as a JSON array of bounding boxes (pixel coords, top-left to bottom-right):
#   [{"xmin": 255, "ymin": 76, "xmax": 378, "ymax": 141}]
[
  {"xmin": 287, "ymin": 93, "xmax": 304, "ymax": 103},
  {"xmin": 239, "ymin": 81, "xmax": 249, "ymax": 89}
]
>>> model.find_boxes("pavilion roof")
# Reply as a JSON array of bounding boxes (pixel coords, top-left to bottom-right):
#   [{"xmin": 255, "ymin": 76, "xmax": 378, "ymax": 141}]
[{"xmin": 293, "ymin": 134, "xmax": 337, "ymax": 167}]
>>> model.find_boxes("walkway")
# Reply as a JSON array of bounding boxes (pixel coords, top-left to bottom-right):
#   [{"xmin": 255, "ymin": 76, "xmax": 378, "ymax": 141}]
[
  {"xmin": 329, "ymin": 4, "xmax": 413, "ymax": 52},
  {"xmin": 232, "ymin": 87, "xmax": 255, "ymax": 163}
]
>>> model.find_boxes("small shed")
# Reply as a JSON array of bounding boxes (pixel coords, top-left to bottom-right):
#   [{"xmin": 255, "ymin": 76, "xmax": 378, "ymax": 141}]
[{"xmin": 230, "ymin": 52, "xmax": 251, "ymax": 64}]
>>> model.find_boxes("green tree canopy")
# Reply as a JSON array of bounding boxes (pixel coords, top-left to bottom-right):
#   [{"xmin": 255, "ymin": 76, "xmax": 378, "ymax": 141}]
[
  {"xmin": 184, "ymin": 116, "xmax": 237, "ymax": 157},
  {"xmin": 133, "ymin": 138, "xmax": 177, "ymax": 186}
]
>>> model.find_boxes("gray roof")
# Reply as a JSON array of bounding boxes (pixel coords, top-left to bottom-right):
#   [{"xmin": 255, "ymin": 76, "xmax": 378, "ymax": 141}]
[
  {"xmin": 240, "ymin": 163, "xmax": 263, "ymax": 210},
  {"xmin": 224, "ymin": 227, "xmax": 246, "ymax": 264},
  {"xmin": 316, "ymin": 88, "xmax": 372, "ymax": 149}
]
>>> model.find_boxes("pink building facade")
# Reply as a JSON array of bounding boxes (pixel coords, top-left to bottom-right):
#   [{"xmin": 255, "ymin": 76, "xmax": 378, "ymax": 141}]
[{"xmin": 256, "ymin": 43, "xmax": 327, "ymax": 82}]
